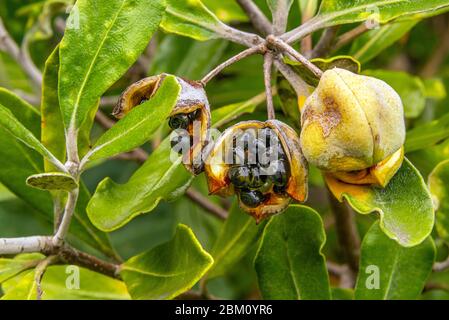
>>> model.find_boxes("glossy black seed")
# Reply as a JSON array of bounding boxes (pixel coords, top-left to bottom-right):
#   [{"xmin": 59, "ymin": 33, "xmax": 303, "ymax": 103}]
[
  {"xmin": 248, "ymin": 166, "xmax": 266, "ymax": 189},
  {"xmin": 239, "ymin": 189, "xmax": 265, "ymax": 208},
  {"xmin": 168, "ymin": 114, "xmax": 190, "ymax": 130},
  {"xmin": 170, "ymin": 134, "xmax": 190, "ymax": 154},
  {"xmin": 139, "ymin": 98, "xmax": 148, "ymax": 105},
  {"xmin": 188, "ymin": 109, "xmax": 201, "ymax": 121},
  {"xmin": 229, "ymin": 166, "xmax": 251, "ymax": 189},
  {"xmin": 273, "ymin": 184, "xmax": 287, "ymax": 195},
  {"xmin": 270, "ymin": 161, "xmax": 289, "ymax": 187}
]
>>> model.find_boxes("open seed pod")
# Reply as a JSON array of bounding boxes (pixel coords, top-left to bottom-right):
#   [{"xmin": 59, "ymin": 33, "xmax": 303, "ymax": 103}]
[
  {"xmin": 204, "ymin": 120, "xmax": 308, "ymax": 222},
  {"xmin": 300, "ymin": 67, "xmax": 406, "ymax": 188},
  {"xmin": 113, "ymin": 74, "xmax": 210, "ymax": 175}
]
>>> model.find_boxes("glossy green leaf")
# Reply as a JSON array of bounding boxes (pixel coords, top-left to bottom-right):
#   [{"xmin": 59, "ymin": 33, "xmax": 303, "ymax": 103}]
[
  {"xmin": 0, "ymin": 253, "xmax": 43, "ymax": 284},
  {"xmin": 318, "ymin": 0, "xmax": 449, "ymax": 27},
  {"xmin": 41, "ymin": 47, "xmax": 65, "ymax": 172},
  {"xmin": 1, "ymin": 265, "xmax": 130, "ymax": 300},
  {"xmin": 26, "ymin": 172, "xmax": 78, "ymax": 191},
  {"xmin": 363, "ymin": 70, "xmax": 426, "ymax": 118},
  {"xmin": 405, "ymin": 113, "xmax": 449, "ymax": 153},
  {"xmin": 429, "ymin": 160, "xmax": 449, "ymax": 244},
  {"xmin": 350, "ymin": 21, "xmax": 418, "ymax": 63},
  {"xmin": 161, "ymin": 0, "xmax": 227, "ymax": 41},
  {"xmin": 326, "ymin": 159, "xmax": 434, "ymax": 247},
  {"xmin": 284, "ymin": 55, "xmax": 361, "ymax": 86},
  {"xmin": 0, "ymin": 100, "xmax": 62, "ymax": 170},
  {"xmin": 87, "ymin": 138, "xmax": 193, "ymax": 231},
  {"xmin": 355, "ymin": 222, "xmax": 435, "ymax": 300},
  {"xmin": 202, "ymin": 0, "xmax": 247, "ymax": 22},
  {"xmin": 120, "ymin": 224, "xmax": 213, "ymax": 299},
  {"xmin": 58, "ymin": 0, "xmax": 164, "ymax": 130},
  {"xmin": 207, "ymin": 202, "xmax": 266, "ymax": 279},
  {"xmin": 84, "ymin": 76, "xmax": 180, "ymax": 163},
  {"xmin": 423, "ymin": 78, "xmax": 447, "ymax": 100},
  {"xmin": 254, "ymin": 205, "xmax": 331, "ymax": 300},
  {"xmin": 267, "ymin": 0, "xmax": 294, "ymax": 34}
]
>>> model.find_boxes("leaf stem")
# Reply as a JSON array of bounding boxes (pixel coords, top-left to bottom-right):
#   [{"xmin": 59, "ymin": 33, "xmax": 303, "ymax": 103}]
[
  {"xmin": 309, "ymin": 26, "xmax": 340, "ymax": 58},
  {"xmin": 35, "ymin": 255, "xmax": 59, "ymax": 300},
  {"xmin": 266, "ymin": 35, "xmax": 323, "ymax": 78},
  {"xmin": 53, "ymin": 189, "xmax": 79, "ymax": 246},
  {"xmin": 200, "ymin": 44, "xmax": 266, "ymax": 85},
  {"xmin": 263, "ymin": 52, "xmax": 275, "ymax": 120},
  {"xmin": 333, "ymin": 23, "xmax": 369, "ymax": 52}
]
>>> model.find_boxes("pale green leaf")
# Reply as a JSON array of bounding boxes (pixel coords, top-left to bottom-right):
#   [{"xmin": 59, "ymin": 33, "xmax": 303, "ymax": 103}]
[
  {"xmin": 26, "ymin": 172, "xmax": 78, "ymax": 191},
  {"xmin": 0, "ymin": 253, "xmax": 43, "ymax": 284},
  {"xmin": 428, "ymin": 159, "xmax": 449, "ymax": 244},
  {"xmin": 267, "ymin": 0, "xmax": 294, "ymax": 34},
  {"xmin": 120, "ymin": 224, "xmax": 213, "ymax": 300},
  {"xmin": 254, "ymin": 205, "xmax": 331, "ymax": 300},
  {"xmin": 355, "ymin": 222, "xmax": 435, "ymax": 300},
  {"xmin": 405, "ymin": 113, "xmax": 449, "ymax": 153}
]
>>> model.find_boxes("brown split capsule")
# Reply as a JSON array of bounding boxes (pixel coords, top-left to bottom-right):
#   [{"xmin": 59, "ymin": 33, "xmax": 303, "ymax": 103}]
[
  {"xmin": 204, "ymin": 120, "xmax": 308, "ymax": 223},
  {"xmin": 114, "ymin": 74, "xmax": 211, "ymax": 175}
]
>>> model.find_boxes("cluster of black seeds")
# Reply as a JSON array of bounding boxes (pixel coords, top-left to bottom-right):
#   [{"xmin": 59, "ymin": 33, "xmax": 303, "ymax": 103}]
[
  {"xmin": 169, "ymin": 109, "xmax": 201, "ymax": 153},
  {"xmin": 228, "ymin": 128, "xmax": 290, "ymax": 208}
]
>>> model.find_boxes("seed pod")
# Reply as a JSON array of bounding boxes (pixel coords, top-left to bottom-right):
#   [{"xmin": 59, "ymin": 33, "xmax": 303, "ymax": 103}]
[
  {"xmin": 114, "ymin": 74, "xmax": 211, "ymax": 175},
  {"xmin": 300, "ymin": 68, "xmax": 405, "ymax": 173},
  {"xmin": 204, "ymin": 120, "xmax": 308, "ymax": 222}
]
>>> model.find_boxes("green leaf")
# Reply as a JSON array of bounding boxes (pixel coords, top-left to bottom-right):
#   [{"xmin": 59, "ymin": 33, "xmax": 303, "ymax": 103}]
[
  {"xmin": 84, "ymin": 76, "xmax": 180, "ymax": 163},
  {"xmin": 326, "ymin": 159, "xmax": 434, "ymax": 247},
  {"xmin": 405, "ymin": 113, "xmax": 449, "ymax": 153},
  {"xmin": 284, "ymin": 55, "xmax": 361, "ymax": 86},
  {"xmin": 1, "ymin": 265, "xmax": 130, "ymax": 300},
  {"xmin": 350, "ymin": 21, "xmax": 418, "ymax": 64},
  {"xmin": 120, "ymin": 224, "xmax": 213, "ymax": 299},
  {"xmin": 0, "ymin": 103, "xmax": 61, "ymax": 169},
  {"xmin": 202, "ymin": 0, "xmax": 247, "ymax": 23},
  {"xmin": 41, "ymin": 46, "xmax": 66, "ymax": 172},
  {"xmin": 317, "ymin": 0, "xmax": 449, "ymax": 27},
  {"xmin": 355, "ymin": 222, "xmax": 435, "ymax": 300},
  {"xmin": 254, "ymin": 205, "xmax": 331, "ymax": 300},
  {"xmin": 207, "ymin": 202, "xmax": 266, "ymax": 279},
  {"xmin": 363, "ymin": 70, "xmax": 426, "ymax": 118},
  {"xmin": 429, "ymin": 160, "xmax": 449, "ymax": 244},
  {"xmin": 267, "ymin": 0, "xmax": 294, "ymax": 34},
  {"xmin": 161, "ymin": 0, "xmax": 227, "ymax": 41},
  {"xmin": 26, "ymin": 172, "xmax": 78, "ymax": 191},
  {"xmin": 87, "ymin": 138, "xmax": 193, "ymax": 231},
  {"xmin": 423, "ymin": 78, "xmax": 447, "ymax": 100},
  {"xmin": 0, "ymin": 253, "xmax": 43, "ymax": 284},
  {"xmin": 58, "ymin": 0, "xmax": 164, "ymax": 131}
]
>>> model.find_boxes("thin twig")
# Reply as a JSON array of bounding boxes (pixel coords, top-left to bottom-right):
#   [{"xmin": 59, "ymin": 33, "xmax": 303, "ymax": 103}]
[
  {"xmin": 300, "ymin": 1, "xmax": 318, "ymax": 53},
  {"xmin": 433, "ymin": 256, "xmax": 449, "ymax": 272},
  {"xmin": 274, "ymin": 58, "xmax": 310, "ymax": 97},
  {"xmin": 95, "ymin": 110, "xmax": 116, "ymax": 128},
  {"xmin": 235, "ymin": 0, "xmax": 272, "ymax": 36},
  {"xmin": 282, "ymin": 16, "xmax": 325, "ymax": 44},
  {"xmin": 53, "ymin": 189, "xmax": 79, "ymax": 246},
  {"xmin": 100, "ymin": 95, "xmax": 120, "ymax": 107},
  {"xmin": 334, "ymin": 24, "xmax": 369, "ymax": 52},
  {"xmin": 327, "ymin": 190, "xmax": 360, "ymax": 276},
  {"xmin": 263, "ymin": 52, "xmax": 275, "ymax": 120},
  {"xmin": 35, "ymin": 255, "xmax": 59, "ymax": 300},
  {"xmin": 310, "ymin": 26, "xmax": 340, "ymax": 59},
  {"xmin": 185, "ymin": 189, "xmax": 228, "ymax": 220},
  {"xmin": 201, "ymin": 45, "xmax": 265, "ymax": 85},
  {"xmin": 266, "ymin": 35, "xmax": 323, "ymax": 78}
]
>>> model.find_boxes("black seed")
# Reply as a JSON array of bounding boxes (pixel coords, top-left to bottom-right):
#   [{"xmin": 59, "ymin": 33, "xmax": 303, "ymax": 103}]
[
  {"xmin": 229, "ymin": 166, "xmax": 251, "ymax": 189},
  {"xmin": 139, "ymin": 98, "xmax": 149, "ymax": 105},
  {"xmin": 188, "ymin": 109, "xmax": 201, "ymax": 121},
  {"xmin": 248, "ymin": 166, "xmax": 265, "ymax": 189},
  {"xmin": 273, "ymin": 184, "xmax": 287, "ymax": 195},
  {"xmin": 168, "ymin": 114, "xmax": 190, "ymax": 130},
  {"xmin": 239, "ymin": 189, "xmax": 265, "ymax": 208},
  {"xmin": 270, "ymin": 160, "xmax": 289, "ymax": 187}
]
